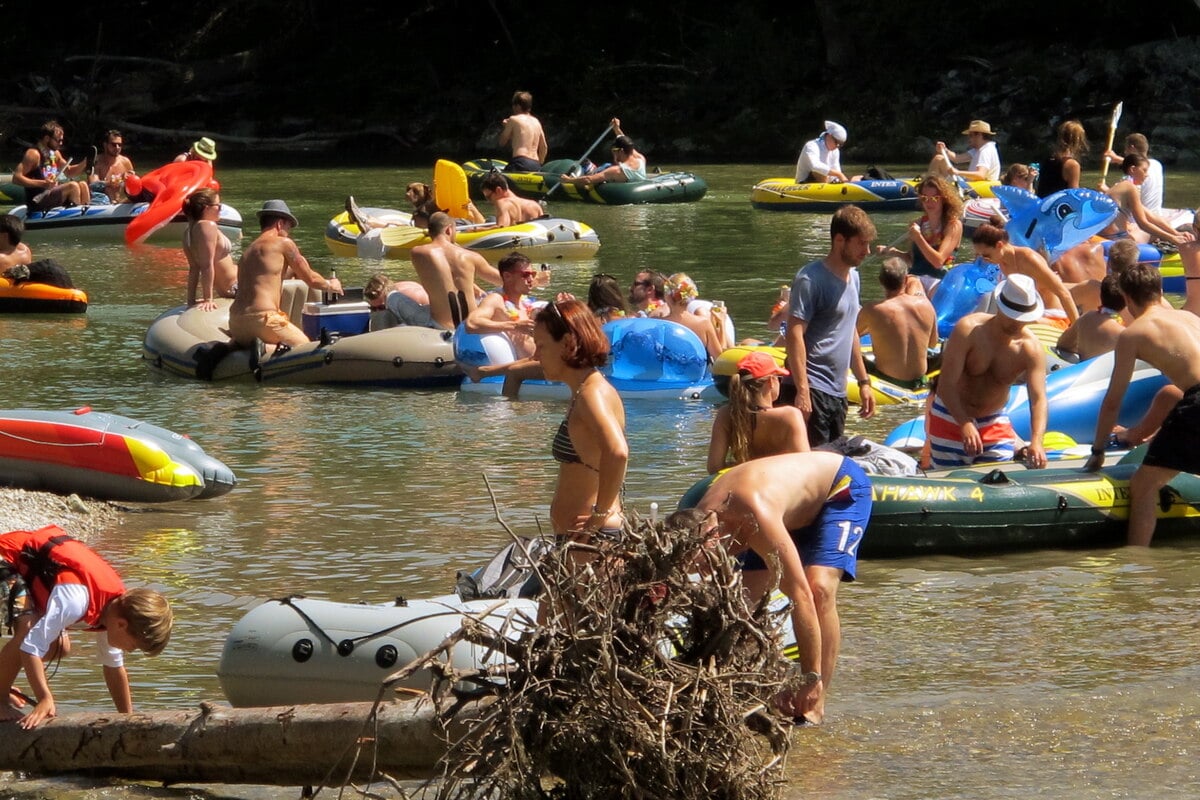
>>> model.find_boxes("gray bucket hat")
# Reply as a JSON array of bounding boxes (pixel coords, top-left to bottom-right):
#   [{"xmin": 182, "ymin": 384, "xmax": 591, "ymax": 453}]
[{"xmin": 256, "ymin": 199, "xmax": 298, "ymax": 227}]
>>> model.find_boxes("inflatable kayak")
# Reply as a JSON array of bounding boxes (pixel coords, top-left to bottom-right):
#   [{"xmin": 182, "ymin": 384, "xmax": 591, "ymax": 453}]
[
  {"xmin": 677, "ymin": 449, "xmax": 1200, "ymax": 557},
  {"xmin": 711, "ymin": 344, "xmax": 929, "ymax": 406},
  {"xmin": 751, "ymin": 177, "xmax": 999, "ymax": 213},
  {"xmin": 464, "ymin": 158, "xmax": 708, "ymax": 205},
  {"xmin": 456, "ymin": 317, "xmax": 720, "ymax": 401},
  {"xmin": 11, "ymin": 200, "xmax": 242, "ymax": 244},
  {"xmin": 0, "ymin": 274, "xmax": 87, "ymax": 313},
  {"xmin": 324, "ymin": 207, "xmax": 600, "ymax": 262},
  {"xmin": 0, "ymin": 407, "xmax": 235, "ymax": 503},
  {"xmin": 142, "ymin": 283, "xmax": 463, "ymax": 388}
]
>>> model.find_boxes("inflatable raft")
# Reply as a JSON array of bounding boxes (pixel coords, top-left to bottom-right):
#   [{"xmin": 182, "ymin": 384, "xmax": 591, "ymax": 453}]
[
  {"xmin": 143, "ymin": 283, "xmax": 463, "ymax": 388},
  {"xmin": 464, "ymin": 158, "xmax": 708, "ymax": 205},
  {"xmin": 324, "ymin": 207, "xmax": 600, "ymax": 262},
  {"xmin": 11, "ymin": 200, "xmax": 242, "ymax": 244},
  {"xmin": 678, "ymin": 449, "xmax": 1200, "ymax": 557},
  {"xmin": 0, "ymin": 274, "xmax": 87, "ymax": 313},
  {"xmin": 750, "ymin": 177, "xmax": 999, "ymax": 213},
  {"xmin": 0, "ymin": 407, "xmax": 235, "ymax": 502},
  {"xmin": 457, "ymin": 317, "xmax": 719, "ymax": 400}
]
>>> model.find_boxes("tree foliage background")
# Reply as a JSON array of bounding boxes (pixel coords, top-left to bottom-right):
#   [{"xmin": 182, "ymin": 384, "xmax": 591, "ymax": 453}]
[{"xmin": 3, "ymin": 0, "xmax": 1199, "ymax": 164}]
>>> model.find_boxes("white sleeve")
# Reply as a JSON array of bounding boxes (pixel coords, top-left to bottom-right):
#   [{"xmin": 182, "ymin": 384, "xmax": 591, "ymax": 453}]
[
  {"xmin": 21, "ymin": 583, "xmax": 89, "ymax": 659},
  {"xmin": 1140, "ymin": 160, "xmax": 1163, "ymax": 212},
  {"xmin": 977, "ymin": 143, "xmax": 1001, "ymax": 181},
  {"xmin": 795, "ymin": 140, "xmax": 823, "ymax": 182},
  {"xmin": 93, "ymin": 629, "xmax": 125, "ymax": 669}
]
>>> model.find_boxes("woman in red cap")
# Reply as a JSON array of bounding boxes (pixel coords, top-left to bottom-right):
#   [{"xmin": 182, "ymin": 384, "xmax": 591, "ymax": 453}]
[{"xmin": 707, "ymin": 350, "xmax": 809, "ymax": 473}]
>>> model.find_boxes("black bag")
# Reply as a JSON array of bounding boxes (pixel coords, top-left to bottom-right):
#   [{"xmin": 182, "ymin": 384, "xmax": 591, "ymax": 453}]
[
  {"xmin": 864, "ymin": 165, "xmax": 896, "ymax": 181},
  {"xmin": 10, "ymin": 258, "xmax": 76, "ymax": 289}
]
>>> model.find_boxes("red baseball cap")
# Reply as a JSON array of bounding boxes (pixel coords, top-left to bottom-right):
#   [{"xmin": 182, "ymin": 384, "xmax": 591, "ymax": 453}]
[{"xmin": 736, "ymin": 351, "xmax": 789, "ymax": 379}]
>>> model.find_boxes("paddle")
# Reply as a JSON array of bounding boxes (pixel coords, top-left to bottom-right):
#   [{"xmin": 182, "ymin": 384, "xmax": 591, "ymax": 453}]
[
  {"xmin": 544, "ymin": 122, "xmax": 614, "ymax": 199},
  {"xmin": 1100, "ymin": 101, "xmax": 1124, "ymax": 183},
  {"xmin": 861, "ymin": 229, "xmax": 914, "ymax": 267},
  {"xmin": 379, "ymin": 225, "xmax": 429, "ymax": 248}
]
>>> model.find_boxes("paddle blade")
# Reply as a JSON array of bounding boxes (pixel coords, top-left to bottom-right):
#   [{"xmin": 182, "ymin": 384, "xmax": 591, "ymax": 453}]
[
  {"xmin": 1111, "ymin": 101, "xmax": 1124, "ymax": 129},
  {"xmin": 379, "ymin": 225, "xmax": 428, "ymax": 248}
]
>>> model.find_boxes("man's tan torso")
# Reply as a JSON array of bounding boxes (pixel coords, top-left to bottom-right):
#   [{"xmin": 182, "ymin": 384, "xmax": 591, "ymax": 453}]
[
  {"xmin": 861, "ymin": 294, "xmax": 935, "ymax": 381},
  {"xmin": 501, "ymin": 113, "xmax": 545, "ymax": 161},
  {"xmin": 949, "ymin": 314, "xmax": 1041, "ymax": 418},
  {"xmin": 231, "ymin": 232, "xmax": 298, "ymax": 315},
  {"xmin": 411, "ymin": 237, "xmax": 488, "ymax": 329},
  {"xmin": 1127, "ymin": 307, "xmax": 1200, "ymax": 389}
]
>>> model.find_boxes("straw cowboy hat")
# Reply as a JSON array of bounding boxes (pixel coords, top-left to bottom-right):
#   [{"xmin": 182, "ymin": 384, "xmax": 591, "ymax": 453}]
[
  {"xmin": 961, "ymin": 120, "xmax": 996, "ymax": 136},
  {"xmin": 191, "ymin": 137, "xmax": 218, "ymax": 161},
  {"xmin": 993, "ymin": 274, "xmax": 1044, "ymax": 323}
]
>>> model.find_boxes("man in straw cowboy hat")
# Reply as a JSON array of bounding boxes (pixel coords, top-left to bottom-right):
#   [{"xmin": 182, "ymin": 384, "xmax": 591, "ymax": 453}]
[
  {"xmin": 926, "ymin": 273, "xmax": 1048, "ymax": 469},
  {"xmin": 795, "ymin": 120, "xmax": 850, "ymax": 184},
  {"xmin": 175, "ymin": 137, "xmax": 218, "ymax": 164},
  {"xmin": 930, "ymin": 119, "xmax": 1001, "ymax": 182},
  {"xmin": 228, "ymin": 200, "xmax": 342, "ymax": 357}
]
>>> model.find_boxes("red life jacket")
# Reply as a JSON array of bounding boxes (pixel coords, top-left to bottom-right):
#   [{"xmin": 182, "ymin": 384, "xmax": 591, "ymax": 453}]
[{"xmin": 0, "ymin": 525, "xmax": 125, "ymax": 628}]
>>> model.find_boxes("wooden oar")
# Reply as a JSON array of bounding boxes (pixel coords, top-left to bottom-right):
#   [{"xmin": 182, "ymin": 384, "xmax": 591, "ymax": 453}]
[
  {"xmin": 544, "ymin": 122, "xmax": 614, "ymax": 199},
  {"xmin": 1100, "ymin": 101, "xmax": 1124, "ymax": 183},
  {"xmin": 379, "ymin": 225, "xmax": 429, "ymax": 248}
]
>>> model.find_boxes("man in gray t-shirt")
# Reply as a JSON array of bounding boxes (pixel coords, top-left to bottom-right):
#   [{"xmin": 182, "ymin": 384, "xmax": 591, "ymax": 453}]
[{"xmin": 786, "ymin": 206, "xmax": 878, "ymax": 446}]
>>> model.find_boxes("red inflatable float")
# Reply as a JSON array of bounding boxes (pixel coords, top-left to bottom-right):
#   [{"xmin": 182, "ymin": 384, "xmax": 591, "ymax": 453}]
[{"xmin": 124, "ymin": 161, "xmax": 218, "ymax": 246}]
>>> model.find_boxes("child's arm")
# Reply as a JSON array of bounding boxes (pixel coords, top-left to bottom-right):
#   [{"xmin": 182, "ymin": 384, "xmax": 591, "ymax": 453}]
[
  {"xmin": 103, "ymin": 665, "xmax": 134, "ymax": 712},
  {"xmin": 17, "ymin": 651, "xmax": 56, "ymax": 729}
]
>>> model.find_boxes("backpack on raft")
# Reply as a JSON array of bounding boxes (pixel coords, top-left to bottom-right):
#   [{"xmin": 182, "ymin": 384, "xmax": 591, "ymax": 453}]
[
  {"xmin": 864, "ymin": 165, "xmax": 896, "ymax": 181},
  {"xmin": 7, "ymin": 258, "xmax": 76, "ymax": 289},
  {"xmin": 456, "ymin": 537, "xmax": 551, "ymax": 600}
]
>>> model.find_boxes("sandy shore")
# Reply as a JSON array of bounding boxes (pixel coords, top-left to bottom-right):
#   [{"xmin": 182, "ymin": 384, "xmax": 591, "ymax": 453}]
[{"xmin": 0, "ymin": 488, "xmax": 123, "ymax": 538}]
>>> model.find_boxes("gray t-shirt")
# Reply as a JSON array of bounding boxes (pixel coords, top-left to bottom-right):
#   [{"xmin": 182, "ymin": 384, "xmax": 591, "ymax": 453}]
[{"xmin": 788, "ymin": 260, "xmax": 861, "ymax": 397}]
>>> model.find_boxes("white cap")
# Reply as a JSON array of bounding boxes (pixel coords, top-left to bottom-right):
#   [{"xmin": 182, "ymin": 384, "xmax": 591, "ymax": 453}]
[{"xmin": 824, "ymin": 120, "xmax": 848, "ymax": 144}]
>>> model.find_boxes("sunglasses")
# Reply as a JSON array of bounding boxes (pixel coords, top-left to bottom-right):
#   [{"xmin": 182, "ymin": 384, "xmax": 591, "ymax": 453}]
[
  {"xmin": 919, "ymin": 194, "xmax": 942, "ymax": 202},
  {"xmin": 632, "ymin": 280, "xmax": 653, "ymax": 287}
]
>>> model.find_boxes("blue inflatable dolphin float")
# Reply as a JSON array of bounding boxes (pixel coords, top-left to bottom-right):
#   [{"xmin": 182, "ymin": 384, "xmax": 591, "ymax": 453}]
[{"xmin": 992, "ymin": 186, "xmax": 1118, "ymax": 263}]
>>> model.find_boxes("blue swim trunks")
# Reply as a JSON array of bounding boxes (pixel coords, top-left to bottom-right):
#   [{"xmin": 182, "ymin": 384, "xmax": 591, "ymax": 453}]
[{"xmin": 739, "ymin": 456, "xmax": 871, "ymax": 581}]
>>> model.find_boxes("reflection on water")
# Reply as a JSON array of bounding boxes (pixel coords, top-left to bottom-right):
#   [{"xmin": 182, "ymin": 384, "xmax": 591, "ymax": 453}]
[{"xmin": 3, "ymin": 165, "xmax": 1200, "ymax": 799}]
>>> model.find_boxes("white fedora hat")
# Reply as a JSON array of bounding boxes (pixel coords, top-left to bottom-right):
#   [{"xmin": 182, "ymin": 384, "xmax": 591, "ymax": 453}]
[{"xmin": 992, "ymin": 274, "xmax": 1044, "ymax": 323}]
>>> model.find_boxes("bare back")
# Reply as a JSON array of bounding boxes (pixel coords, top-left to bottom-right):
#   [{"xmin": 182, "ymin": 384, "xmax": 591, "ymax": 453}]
[
  {"xmin": 411, "ymin": 237, "xmax": 501, "ymax": 329},
  {"xmin": 495, "ymin": 194, "xmax": 545, "ymax": 227},
  {"xmin": 699, "ymin": 451, "xmax": 844, "ymax": 535},
  {"xmin": 1124, "ymin": 307, "xmax": 1200, "ymax": 389},
  {"xmin": 858, "ymin": 294, "xmax": 936, "ymax": 382},
  {"xmin": 940, "ymin": 313, "xmax": 1045, "ymax": 418},
  {"xmin": 499, "ymin": 113, "xmax": 547, "ymax": 162},
  {"xmin": 231, "ymin": 232, "xmax": 304, "ymax": 315}
]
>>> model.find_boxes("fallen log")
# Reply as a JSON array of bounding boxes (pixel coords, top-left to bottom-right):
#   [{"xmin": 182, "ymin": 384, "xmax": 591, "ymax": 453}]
[{"xmin": 0, "ymin": 698, "xmax": 467, "ymax": 786}]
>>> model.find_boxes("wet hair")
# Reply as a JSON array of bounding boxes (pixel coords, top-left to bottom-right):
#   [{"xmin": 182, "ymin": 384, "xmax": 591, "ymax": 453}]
[
  {"xmin": 916, "ymin": 174, "xmax": 963, "ymax": 223},
  {"xmin": 726, "ymin": 372, "xmax": 773, "ymax": 466},
  {"xmin": 1055, "ymin": 120, "xmax": 1090, "ymax": 159},
  {"xmin": 363, "ymin": 272, "xmax": 393, "ymax": 306},
  {"xmin": 40, "ymin": 120, "xmax": 63, "ymax": 140},
  {"xmin": 113, "ymin": 588, "xmax": 173, "ymax": 656},
  {"xmin": 971, "ymin": 223, "xmax": 1010, "ymax": 247},
  {"xmin": 482, "ymin": 171, "xmax": 512, "ymax": 194},
  {"xmin": 511, "ymin": 90, "xmax": 533, "ymax": 112},
  {"xmin": 498, "ymin": 251, "xmax": 532, "ymax": 274},
  {"xmin": 1120, "ymin": 153, "xmax": 1148, "ymax": 175},
  {"xmin": 587, "ymin": 273, "xmax": 628, "ymax": 317},
  {"xmin": 1001, "ymin": 163, "xmax": 1033, "ymax": 186},
  {"xmin": 0, "ymin": 214, "xmax": 24, "ymax": 245},
  {"xmin": 1117, "ymin": 263, "xmax": 1162, "ymax": 306},
  {"xmin": 613, "ymin": 135, "xmax": 635, "ymax": 153},
  {"xmin": 427, "ymin": 211, "xmax": 454, "ymax": 236},
  {"xmin": 1099, "ymin": 273, "xmax": 1126, "ymax": 311},
  {"xmin": 535, "ymin": 299, "xmax": 610, "ymax": 368},
  {"xmin": 1124, "ymin": 133, "xmax": 1149, "ymax": 157},
  {"xmin": 879, "ymin": 257, "xmax": 909, "ymax": 293},
  {"xmin": 182, "ymin": 188, "xmax": 219, "ymax": 222},
  {"xmin": 830, "ymin": 205, "xmax": 877, "ymax": 243},
  {"xmin": 1106, "ymin": 238, "xmax": 1141, "ymax": 273}
]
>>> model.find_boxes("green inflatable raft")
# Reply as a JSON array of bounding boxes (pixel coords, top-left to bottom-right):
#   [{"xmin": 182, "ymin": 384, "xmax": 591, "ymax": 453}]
[
  {"xmin": 463, "ymin": 158, "xmax": 707, "ymax": 205},
  {"xmin": 678, "ymin": 449, "xmax": 1200, "ymax": 557}
]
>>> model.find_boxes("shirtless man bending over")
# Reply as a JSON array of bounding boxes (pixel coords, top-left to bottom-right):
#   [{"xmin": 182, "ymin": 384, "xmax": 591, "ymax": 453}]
[
  {"xmin": 1086, "ymin": 264, "xmax": 1200, "ymax": 546},
  {"xmin": 499, "ymin": 91, "xmax": 548, "ymax": 173},
  {"xmin": 479, "ymin": 172, "xmax": 546, "ymax": 228},
  {"xmin": 928, "ymin": 274, "xmax": 1048, "ymax": 469},
  {"xmin": 856, "ymin": 258, "xmax": 938, "ymax": 389},
  {"xmin": 228, "ymin": 200, "xmax": 341, "ymax": 352},
  {"xmin": 971, "ymin": 223, "xmax": 1079, "ymax": 328},
  {"xmin": 410, "ymin": 212, "xmax": 506, "ymax": 329}
]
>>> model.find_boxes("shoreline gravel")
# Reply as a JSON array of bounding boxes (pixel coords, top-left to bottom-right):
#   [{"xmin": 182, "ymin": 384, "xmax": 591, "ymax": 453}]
[{"xmin": 0, "ymin": 488, "xmax": 123, "ymax": 538}]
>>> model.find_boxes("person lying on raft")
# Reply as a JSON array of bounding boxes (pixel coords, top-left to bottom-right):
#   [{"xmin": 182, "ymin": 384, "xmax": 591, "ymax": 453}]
[
  {"xmin": 363, "ymin": 272, "xmax": 442, "ymax": 330},
  {"xmin": 927, "ymin": 275, "xmax": 1048, "ymax": 470},
  {"xmin": 1098, "ymin": 154, "xmax": 1190, "ymax": 246},
  {"xmin": 707, "ymin": 351, "xmax": 809, "ymax": 473},
  {"xmin": 856, "ymin": 258, "xmax": 938, "ymax": 390},
  {"xmin": 971, "ymin": 222, "xmax": 1078, "ymax": 329},
  {"xmin": 345, "ymin": 180, "xmax": 485, "ymax": 234},
  {"xmin": 462, "ymin": 252, "xmax": 546, "ymax": 397},
  {"xmin": 558, "ymin": 118, "xmax": 647, "ymax": 186}
]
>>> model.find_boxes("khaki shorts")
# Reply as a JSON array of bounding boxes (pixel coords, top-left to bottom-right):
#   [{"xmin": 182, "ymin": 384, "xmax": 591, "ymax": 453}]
[{"xmin": 228, "ymin": 309, "xmax": 308, "ymax": 347}]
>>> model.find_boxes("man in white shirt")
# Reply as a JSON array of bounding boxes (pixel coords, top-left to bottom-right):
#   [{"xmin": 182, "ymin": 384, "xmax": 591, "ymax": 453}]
[
  {"xmin": 795, "ymin": 121, "xmax": 849, "ymax": 184},
  {"xmin": 1104, "ymin": 133, "xmax": 1164, "ymax": 213},
  {"xmin": 931, "ymin": 120, "xmax": 1001, "ymax": 182}
]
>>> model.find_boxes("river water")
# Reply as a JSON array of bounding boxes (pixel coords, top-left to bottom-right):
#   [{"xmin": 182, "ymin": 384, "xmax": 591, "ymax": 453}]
[{"xmin": 3, "ymin": 164, "xmax": 1199, "ymax": 799}]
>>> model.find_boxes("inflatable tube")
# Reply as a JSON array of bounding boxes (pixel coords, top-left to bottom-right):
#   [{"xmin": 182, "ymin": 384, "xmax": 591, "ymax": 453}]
[
  {"xmin": 434, "ymin": 159, "xmax": 473, "ymax": 220},
  {"xmin": 994, "ymin": 186, "xmax": 1118, "ymax": 264},
  {"xmin": 932, "ymin": 257, "xmax": 1002, "ymax": 338},
  {"xmin": 0, "ymin": 276, "xmax": 87, "ymax": 313},
  {"xmin": 125, "ymin": 160, "xmax": 215, "ymax": 245},
  {"xmin": 0, "ymin": 407, "xmax": 235, "ymax": 502}
]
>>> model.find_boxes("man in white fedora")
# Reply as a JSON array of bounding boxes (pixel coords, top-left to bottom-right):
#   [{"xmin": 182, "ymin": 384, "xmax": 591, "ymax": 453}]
[
  {"xmin": 795, "ymin": 120, "xmax": 850, "ymax": 184},
  {"xmin": 930, "ymin": 119, "xmax": 1001, "ymax": 182},
  {"xmin": 926, "ymin": 273, "xmax": 1048, "ymax": 469}
]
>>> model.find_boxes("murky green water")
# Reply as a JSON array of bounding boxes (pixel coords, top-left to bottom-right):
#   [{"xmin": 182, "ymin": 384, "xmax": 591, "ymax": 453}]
[{"xmin": 2, "ymin": 163, "xmax": 1199, "ymax": 799}]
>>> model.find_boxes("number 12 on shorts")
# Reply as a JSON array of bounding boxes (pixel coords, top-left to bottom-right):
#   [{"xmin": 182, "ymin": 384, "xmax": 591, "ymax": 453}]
[{"xmin": 836, "ymin": 520, "xmax": 864, "ymax": 556}]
